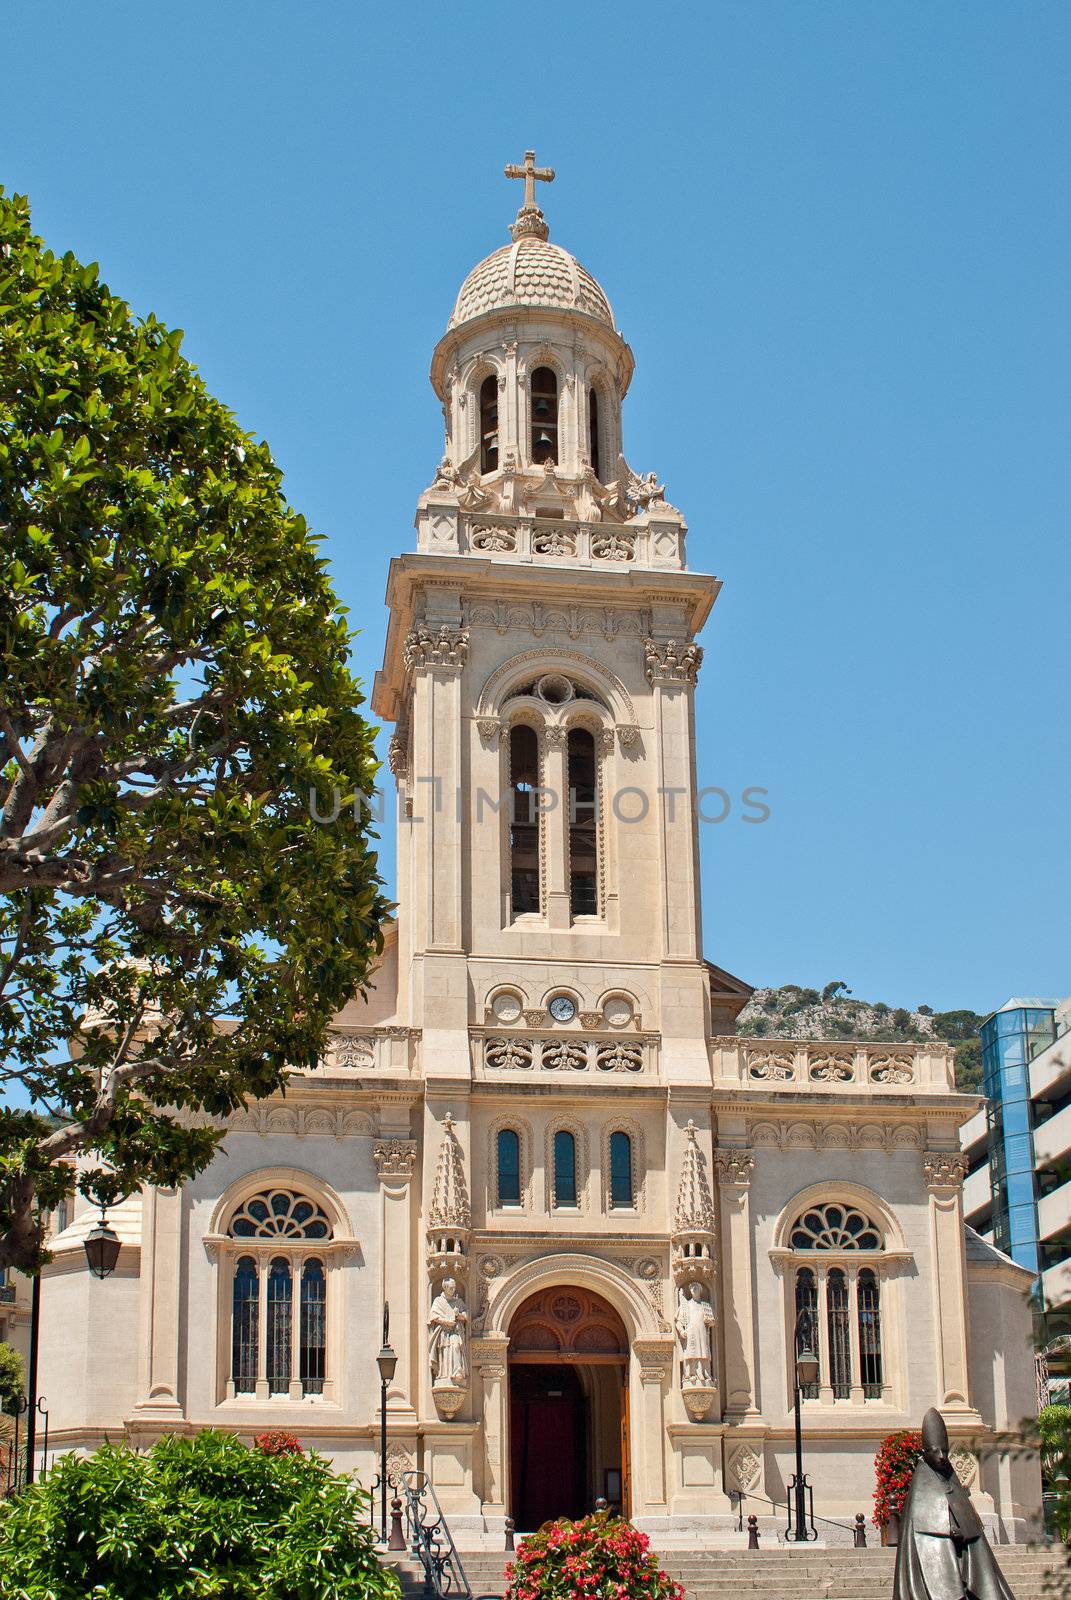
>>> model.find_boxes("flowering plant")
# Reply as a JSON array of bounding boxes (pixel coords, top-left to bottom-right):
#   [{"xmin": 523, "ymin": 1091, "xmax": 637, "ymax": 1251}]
[
  {"xmin": 505, "ymin": 1513, "xmax": 684, "ymax": 1600},
  {"xmin": 873, "ymin": 1429, "xmax": 922, "ymax": 1527},
  {"xmin": 254, "ymin": 1429, "xmax": 305, "ymax": 1456}
]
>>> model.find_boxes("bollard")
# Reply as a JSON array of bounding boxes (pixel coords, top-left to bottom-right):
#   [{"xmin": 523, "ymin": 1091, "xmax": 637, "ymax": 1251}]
[
  {"xmin": 505, "ymin": 1516, "xmax": 516, "ymax": 1552},
  {"xmin": 854, "ymin": 1513, "xmax": 867, "ymax": 1549},
  {"xmin": 388, "ymin": 1495, "xmax": 406, "ymax": 1552},
  {"xmin": 594, "ymin": 1497, "xmax": 608, "ymax": 1514},
  {"xmin": 747, "ymin": 1514, "xmax": 760, "ymax": 1551}
]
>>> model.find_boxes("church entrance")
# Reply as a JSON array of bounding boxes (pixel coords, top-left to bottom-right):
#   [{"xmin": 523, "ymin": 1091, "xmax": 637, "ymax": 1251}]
[{"xmin": 507, "ymin": 1287, "xmax": 629, "ymax": 1532}]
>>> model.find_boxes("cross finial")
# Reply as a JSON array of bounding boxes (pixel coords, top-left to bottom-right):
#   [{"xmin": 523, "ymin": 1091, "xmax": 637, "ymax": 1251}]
[{"xmin": 504, "ymin": 149, "xmax": 555, "ymax": 240}]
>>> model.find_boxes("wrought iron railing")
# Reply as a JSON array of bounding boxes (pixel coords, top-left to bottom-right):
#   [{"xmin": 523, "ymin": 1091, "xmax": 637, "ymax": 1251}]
[{"xmin": 401, "ymin": 1469, "xmax": 478, "ymax": 1598}]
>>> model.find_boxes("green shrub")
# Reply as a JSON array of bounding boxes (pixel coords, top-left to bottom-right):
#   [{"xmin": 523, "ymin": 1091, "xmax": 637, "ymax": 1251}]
[
  {"xmin": 0, "ymin": 1430, "xmax": 399, "ymax": 1600},
  {"xmin": 0, "ymin": 1343, "xmax": 24, "ymax": 1414}
]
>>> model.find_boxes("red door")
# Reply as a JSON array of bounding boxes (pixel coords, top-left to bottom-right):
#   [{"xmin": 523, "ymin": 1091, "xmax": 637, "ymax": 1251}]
[{"xmin": 509, "ymin": 1365, "xmax": 587, "ymax": 1530}]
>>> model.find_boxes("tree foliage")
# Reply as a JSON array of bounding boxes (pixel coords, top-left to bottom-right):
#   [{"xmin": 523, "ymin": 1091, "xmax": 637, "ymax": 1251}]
[
  {"xmin": 0, "ymin": 190, "xmax": 388, "ymax": 1269},
  {"xmin": 0, "ymin": 1341, "xmax": 24, "ymax": 1413},
  {"xmin": 0, "ymin": 1430, "xmax": 400, "ymax": 1599}
]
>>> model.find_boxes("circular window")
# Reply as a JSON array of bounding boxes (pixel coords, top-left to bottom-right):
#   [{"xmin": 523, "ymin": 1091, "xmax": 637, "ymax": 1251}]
[
  {"xmin": 602, "ymin": 995, "xmax": 634, "ymax": 1028},
  {"xmin": 491, "ymin": 990, "xmax": 523, "ymax": 1023},
  {"xmin": 548, "ymin": 994, "xmax": 577, "ymax": 1024},
  {"xmin": 536, "ymin": 674, "xmax": 574, "ymax": 705}
]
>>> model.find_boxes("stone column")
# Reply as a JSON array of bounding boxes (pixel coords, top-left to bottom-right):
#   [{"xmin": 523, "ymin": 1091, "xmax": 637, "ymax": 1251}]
[
  {"xmin": 471, "ymin": 1337, "xmax": 511, "ymax": 1518},
  {"xmin": 542, "ymin": 727, "xmax": 569, "ymax": 930},
  {"xmin": 133, "ymin": 1184, "xmax": 185, "ymax": 1421},
  {"xmin": 632, "ymin": 1337, "xmax": 676, "ymax": 1514},
  {"xmin": 924, "ymin": 1151, "xmax": 974, "ymax": 1415},
  {"xmin": 374, "ymin": 1137, "xmax": 419, "ymax": 1416},
  {"xmin": 714, "ymin": 1149, "xmax": 759, "ymax": 1418}
]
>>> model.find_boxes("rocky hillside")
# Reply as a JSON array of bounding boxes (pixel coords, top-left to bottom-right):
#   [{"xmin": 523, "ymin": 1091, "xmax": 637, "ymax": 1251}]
[{"xmin": 736, "ymin": 982, "xmax": 984, "ymax": 1094}]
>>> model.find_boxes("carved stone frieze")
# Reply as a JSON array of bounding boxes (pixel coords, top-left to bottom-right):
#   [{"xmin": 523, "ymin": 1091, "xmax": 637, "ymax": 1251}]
[
  {"xmin": 747, "ymin": 1120, "xmax": 924, "ymax": 1153},
  {"xmin": 726, "ymin": 1443, "xmax": 763, "ymax": 1492},
  {"xmin": 643, "ymin": 637, "xmax": 703, "ymax": 686}
]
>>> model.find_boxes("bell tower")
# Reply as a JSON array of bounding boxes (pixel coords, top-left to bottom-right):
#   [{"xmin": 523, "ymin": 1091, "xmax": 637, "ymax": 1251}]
[{"xmin": 372, "ymin": 152, "xmax": 721, "ymax": 1085}]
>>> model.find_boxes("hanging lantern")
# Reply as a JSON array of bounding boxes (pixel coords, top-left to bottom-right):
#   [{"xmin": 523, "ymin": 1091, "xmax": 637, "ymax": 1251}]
[{"xmin": 84, "ymin": 1211, "xmax": 121, "ymax": 1279}]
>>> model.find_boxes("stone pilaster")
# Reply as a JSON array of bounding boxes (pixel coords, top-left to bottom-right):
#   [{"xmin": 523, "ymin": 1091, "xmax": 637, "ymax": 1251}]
[
  {"xmin": 923, "ymin": 1150, "xmax": 975, "ymax": 1416},
  {"xmin": 133, "ymin": 1185, "xmax": 184, "ymax": 1421},
  {"xmin": 374, "ymin": 1137, "xmax": 418, "ymax": 1416},
  {"xmin": 632, "ymin": 1336, "xmax": 676, "ymax": 1513},
  {"xmin": 714, "ymin": 1148, "xmax": 759, "ymax": 1418},
  {"xmin": 471, "ymin": 1337, "xmax": 510, "ymax": 1515}
]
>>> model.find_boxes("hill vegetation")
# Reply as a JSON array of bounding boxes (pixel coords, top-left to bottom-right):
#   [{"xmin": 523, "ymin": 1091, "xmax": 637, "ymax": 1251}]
[{"xmin": 736, "ymin": 982, "xmax": 985, "ymax": 1094}]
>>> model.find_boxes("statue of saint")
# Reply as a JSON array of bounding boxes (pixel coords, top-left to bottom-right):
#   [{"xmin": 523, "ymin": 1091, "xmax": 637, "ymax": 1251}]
[
  {"xmin": 428, "ymin": 1276, "xmax": 468, "ymax": 1387},
  {"xmin": 675, "ymin": 1280, "xmax": 716, "ymax": 1387},
  {"xmin": 893, "ymin": 1408, "xmax": 1014, "ymax": 1600}
]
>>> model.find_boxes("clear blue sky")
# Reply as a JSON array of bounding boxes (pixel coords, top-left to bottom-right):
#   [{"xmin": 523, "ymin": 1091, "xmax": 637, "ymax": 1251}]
[{"xmin": 5, "ymin": 2, "xmax": 1069, "ymax": 1014}]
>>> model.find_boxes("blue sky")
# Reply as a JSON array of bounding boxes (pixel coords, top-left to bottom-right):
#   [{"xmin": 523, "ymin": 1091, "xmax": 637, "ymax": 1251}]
[{"xmin": 5, "ymin": 2, "xmax": 1069, "ymax": 1014}]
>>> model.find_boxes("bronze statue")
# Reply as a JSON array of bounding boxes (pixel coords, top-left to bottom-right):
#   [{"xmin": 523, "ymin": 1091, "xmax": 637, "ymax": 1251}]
[{"xmin": 893, "ymin": 1409, "xmax": 1015, "ymax": 1600}]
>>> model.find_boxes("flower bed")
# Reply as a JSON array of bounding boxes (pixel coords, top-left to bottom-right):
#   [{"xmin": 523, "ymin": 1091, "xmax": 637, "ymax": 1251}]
[
  {"xmin": 874, "ymin": 1428, "xmax": 922, "ymax": 1529},
  {"xmin": 506, "ymin": 1514, "xmax": 684, "ymax": 1600}
]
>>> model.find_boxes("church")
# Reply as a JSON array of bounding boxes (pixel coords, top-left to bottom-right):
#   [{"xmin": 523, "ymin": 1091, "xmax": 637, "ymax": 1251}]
[{"xmin": 36, "ymin": 154, "xmax": 1041, "ymax": 1543}]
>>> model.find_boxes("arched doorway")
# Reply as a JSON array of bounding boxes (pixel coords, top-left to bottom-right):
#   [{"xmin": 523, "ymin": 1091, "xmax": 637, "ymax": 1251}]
[{"xmin": 508, "ymin": 1286, "xmax": 629, "ymax": 1531}]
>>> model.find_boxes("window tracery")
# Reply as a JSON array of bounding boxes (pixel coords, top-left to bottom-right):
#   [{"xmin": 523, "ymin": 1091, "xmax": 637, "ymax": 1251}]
[{"xmin": 785, "ymin": 1198, "xmax": 889, "ymax": 1405}]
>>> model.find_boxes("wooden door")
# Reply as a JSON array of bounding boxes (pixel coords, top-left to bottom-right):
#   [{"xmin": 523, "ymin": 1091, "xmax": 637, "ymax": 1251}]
[{"xmin": 620, "ymin": 1369, "xmax": 632, "ymax": 1518}]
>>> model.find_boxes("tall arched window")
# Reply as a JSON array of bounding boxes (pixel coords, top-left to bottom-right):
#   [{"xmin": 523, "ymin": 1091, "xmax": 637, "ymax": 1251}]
[
  {"xmin": 588, "ymin": 386, "xmax": 601, "ymax": 480},
  {"xmin": 509, "ymin": 724, "xmax": 540, "ymax": 918},
  {"xmin": 266, "ymin": 1257, "xmax": 293, "ymax": 1394},
  {"xmin": 480, "ymin": 375, "xmax": 499, "ymax": 474},
  {"xmin": 787, "ymin": 1200, "xmax": 886, "ymax": 1403},
  {"xmin": 794, "ymin": 1267, "xmax": 820, "ymax": 1398},
  {"xmin": 497, "ymin": 1129, "xmax": 522, "ymax": 1207},
  {"xmin": 300, "ymin": 1259, "xmax": 327, "ymax": 1396},
  {"xmin": 530, "ymin": 367, "xmax": 558, "ymax": 465},
  {"xmin": 554, "ymin": 1130, "xmax": 578, "ymax": 1208},
  {"xmin": 226, "ymin": 1187, "xmax": 335, "ymax": 1401},
  {"xmin": 567, "ymin": 728, "xmax": 598, "ymax": 917},
  {"xmin": 232, "ymin": 1256, "xmax": 259, "ymax": 1394},
  {"xmin": 609, "ymin": 1131, "xmax": 634, "ymax": 1208},
  {"xmin": 858, "ymin": 1268, "xmax": 882, "ymax": 1398}
]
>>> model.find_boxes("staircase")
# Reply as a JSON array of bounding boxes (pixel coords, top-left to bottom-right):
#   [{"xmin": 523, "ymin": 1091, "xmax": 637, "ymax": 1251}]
[{"xmin": 382, "ymin": 1542, "xmax": 1065, "ymax": 1599}]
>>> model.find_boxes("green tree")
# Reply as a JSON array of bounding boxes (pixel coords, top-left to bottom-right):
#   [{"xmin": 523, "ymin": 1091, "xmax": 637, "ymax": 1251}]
[
  {"xmin": 934, "ymin": 1009, "xmax": 985, "ymax": 1043},
  {"xmin": 0, "ymin": 1431, "xmax": 400, "ymax": 1599},
  {"xmin": 0, "ymin": 1342, "xmax": 24, "ymax": 1413},
  {"xmin": 954, "ymin": 1039, "xmax": 984, "ymax": 1095},
  {"xmin": 822, "ymin": 980, "xmax": 850, "ymax": 1002},
  {"xmin": 0, "ymin": 191, "xmax": 389, "ymax": 1270}
]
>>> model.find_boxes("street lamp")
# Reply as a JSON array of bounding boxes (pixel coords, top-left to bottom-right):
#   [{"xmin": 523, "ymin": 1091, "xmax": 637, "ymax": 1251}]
[
  {"xmin": 786, "ymin": 1308, "xmax": 819, "ymax": 1542},
  {"xmin": 376, "ymin": 1304, "xmax": 398, "ymax": 1545},
  {"xmin": 83, "ymin": 1208, "xmax": 121, "ymax": 1280}
]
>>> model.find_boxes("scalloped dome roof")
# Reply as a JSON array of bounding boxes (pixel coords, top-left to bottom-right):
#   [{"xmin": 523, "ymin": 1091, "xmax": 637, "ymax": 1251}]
[{"xmin": 449, "ymin": 235, "xmax": 616, "ymax": 331}]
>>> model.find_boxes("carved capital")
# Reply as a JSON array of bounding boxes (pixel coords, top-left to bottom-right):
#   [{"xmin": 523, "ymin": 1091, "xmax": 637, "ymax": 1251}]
[
  {"xmin": 544, "ymin": 726, "xmax": 567, "ymax": 750},
  {"xmin": 522, "ymin": 1008, "xmax": 548, "ymax": 1028},
  {"xmin": 403, "ymin": 624, "xmax": 469, "ymax": 674},
  {"xmin": 923, "ymin": 1151, "xmax": 969, "ymax": 1190},
  {"xmin": 632, "ymin": 1337, "xmax": 676, "ymax": 1383},
  {"xmin": 643, "ymin": 637, "xmax": 703, "ymax": 686},
  {"xmin": 714, "ymin": 1147, "xmax": 755, "ymax": 1187},
  {"xmin": 387, "ymin": 729, "xmax": 409, "ymax": 780},
  {"xmin": 618, "ymin": 724, "xmax": 639, "ymax": 749},
  {"xmin": 373, "ymin": 1139, "xmax": 418, "ymax": 1182},
  {"xmin": 477, "ymin": 717, "xmax": 506, "ymax": 748}
]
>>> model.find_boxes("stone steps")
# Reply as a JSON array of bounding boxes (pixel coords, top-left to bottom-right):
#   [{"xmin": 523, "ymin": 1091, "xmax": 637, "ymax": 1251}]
[{"xmin": 383, "ymin": 1544, "xmax": 1062, "ymax": 1599}]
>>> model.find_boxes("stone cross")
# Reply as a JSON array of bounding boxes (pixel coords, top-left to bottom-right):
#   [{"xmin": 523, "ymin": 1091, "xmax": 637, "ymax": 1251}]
[{"xmin": 504, "ymin": 149, "xmax": 555, "ymax": 212}]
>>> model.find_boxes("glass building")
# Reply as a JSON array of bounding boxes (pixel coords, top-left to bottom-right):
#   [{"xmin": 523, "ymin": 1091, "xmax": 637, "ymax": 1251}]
[{"xmin": 981, "ymin": 1001, "xmax": 1059, "ymax": 1275}]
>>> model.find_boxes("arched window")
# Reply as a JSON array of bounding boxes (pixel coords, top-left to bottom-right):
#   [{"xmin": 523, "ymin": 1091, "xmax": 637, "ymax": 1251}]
[
  {"xmin": 858, "ymin": 1268, "xmax": 882, "ymax": 1398},
  {"xmin": 567, "ymin": 728, "xmax": 598, "ymax": 917},
  {"xmin": 787, "ymin": 1200, "xmax": 887, "ymax": 1403},
  {"xmin": 554, "ymin": 1130, "xmax": 578, "ymax": 1208},
  {"xmin": 827, "ymin": 1267, "xmax": 851, "ymax": 1399},
  {"xmin": 300, "ymin": 1259, "xmax": 327, "ymax": 1396},
  {"xmin": 226, "ymin": 1188, "xmax": 335, "ymax": 1400},
  {"xmin": 266, "ymin": 1256, "xmax": 293, "ymax": 1394},
  {"xmin": 480, "ymin": 374, "xmax": 499, "ymax": 474},
  {"xmin": 497, "ymin": 1129, "xmax": 522, "ymax": 1207},
  {"xmin": 588, "ymin": 386, "xmax": 601, "ymax": 480},
  {"xmin": 509, "ymin": 724, "xmax": 540, "ymax": 918},
  {"xmin": 609, "ymin": 1132, "xmax": 634, "ymax": 1208},
  {"xmin": 794, "ymin": 1267, "xmax": 820, "ymax": 1398},
  {"xmin": 530, "ymin": 367, "xmax": 558, "ymax": 465},
  {"xmin": 231, "ymin": 1256, "xmax": 259, "ymax": 1395}
]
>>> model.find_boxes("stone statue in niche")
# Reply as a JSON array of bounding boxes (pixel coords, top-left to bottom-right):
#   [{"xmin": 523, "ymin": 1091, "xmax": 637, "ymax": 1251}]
[
  {"xmin": 675, "ymin": 1279, "xmax": 716, "ymax": 1387},
  {"xmin": 428, "ymin": 1276, "xmax": 469, "ymax": 1387}
]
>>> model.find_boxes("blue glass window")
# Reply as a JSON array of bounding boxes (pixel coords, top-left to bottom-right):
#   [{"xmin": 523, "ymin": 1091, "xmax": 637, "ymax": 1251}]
[
  {"xmin": 609, "ymin": 1132, "xmax": 634, "ymax": 1208},
  {"xmin": 497, "ymin": 1129, "xmax": 521, "ymax": 1207},
  {"xmin": 554, "ymin": 1131, "xmax": 578, "ymax": 1208}
]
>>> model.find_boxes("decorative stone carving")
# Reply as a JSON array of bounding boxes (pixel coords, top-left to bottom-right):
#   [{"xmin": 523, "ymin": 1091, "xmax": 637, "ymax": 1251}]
[
  {"xmin": 714, "ymin": 1148, "xmax": 755, "ymax": 1186},
  {"xmin": 522, "ymin": 1007, "xmax": 548, "ymax": 1027},
  {"xmin": 682, "ymin": 1386, "xmax": 717, "ymax": 1422},
  {"xmin": 579, "ymin": 1010, "xmax": 605, "ymax": 1030},
  {"xmin": 532, "ymin": 525, "xmax": 578, "ymax": 557},
  {"xmin": 387, "ymin": 730, "xmax": 409, "ymax": 780},
  {"xmin": 675, "ymin": 1122, "xmax": 717, "ymax": 1233},
  {"xmin": 541, "ymin": 1038, "xmax": 587, "ymax": 1072},
  {"xmin": 870, "ymin": 1053, "xmax": 916, "ymax": 1085},
  {"xmin": 643, "ymin": 637, "xmax": 703, "ymax": 686},
  {"xmin": 924, "ymin": 1151, "xmax": 969, "ymax": 1189},
  {"xmin": 470, "ymin": 523, "xmax": 517, "ymax": 552},
  {"xmin": 676, "ymin": 1280, "xmax": 716, "ymax": 1389},
  {"xmin": 598, "ymin": 727, "xmax": 616, "ymax": 754},
  {"xmin": 428, "ymin": 1275, "xmax": 468, "ymax": 1390},
  {"xmin": 428, "ymin": 1114, "xmax": 472, "ymax": 1232},
  {"xmin": 485, "ymin": 1037, "xmax": 534, "ymax": 1071},
  {"xmin": 808, "ymin": 1051, "xmax": 855, "ymax": 1083},
  {"xmin": 618, "ymin": 724, "xmax": 639, "ymax": 748},
  {"xmin": 403, "ymin": 623, "xmax": 469, "ymax": 673},
  {"xmin": 591, "ymin": 531, "xmax": 636, "ymax": 562},
  {"xmin": 949, "ymin": 1445, "xmax": 978, "ymax": 1487},
  {"xmin": 633, "ymin": 1337, "xmax": 675, "ymax": 1383},
  {"xmin": 726, "ymin": 1443, "xmax": 762, "ymax": 1492},
  {"xmin": 544, "ymin": 725, "xmax": 567, "ymax": 749},
  {"xmin": 595, "ymin": 1040, "xmax": 643, "ymax": 1073},
  {"xmin": 477, "ymin": 717, "xmax": 504, "ymax": 747},
  {"xmin": 326, "ymin": 1032, "xmax": 375, "ymax": 1069},
  {"xmin": 746, "ymin": 1049, "xmax": 796, "ymax": 1081},
  {"xmin": 373, "ymin": 1140, "xmax": 418, "ymax": 1182}
]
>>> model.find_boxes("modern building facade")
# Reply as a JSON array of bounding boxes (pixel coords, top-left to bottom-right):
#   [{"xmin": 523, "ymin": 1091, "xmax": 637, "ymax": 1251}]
[
  {"xmin": 30, "ymin": 159, "xmax": 1042, "ymax": 1542},
  {"xmin": 962, "ymin": 998, "xmax": 1071, "ymax": 1346}
]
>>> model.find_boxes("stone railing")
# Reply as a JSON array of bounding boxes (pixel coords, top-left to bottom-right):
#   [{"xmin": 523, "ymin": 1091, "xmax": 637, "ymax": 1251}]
[
  {"xmin": 296, "ymin": 1026, "xmax": 419, "ymax": 1077},
  {"xmin": 463, "ymin": 514, "xmax": 645, "ymax": 566},
  {"xmin": 474, "ymin": 1028, "xmax": 657, "ymax": 1077},
  {"xmin": 710, "ymin": 1037, "xmax": 957, "ymax": 1093}
]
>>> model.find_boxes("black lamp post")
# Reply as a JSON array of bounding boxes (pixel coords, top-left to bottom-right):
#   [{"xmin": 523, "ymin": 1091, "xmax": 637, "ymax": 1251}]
[
  {"xmin": 786, "ymin": 1308, "xmax": 819, "ymax": 1542},
  {"xmin": 376, "ymin": 1303, "xmax": 398, "ymax": 1545},
  {"xmin": 83, "ymin": 1208, "xmax": 121, "ymax": 1280}
]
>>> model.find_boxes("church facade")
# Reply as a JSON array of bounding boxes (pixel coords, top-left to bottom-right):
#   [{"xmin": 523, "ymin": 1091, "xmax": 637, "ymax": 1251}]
[{"xmin": 37, "ymin": 157, "xmax": 1041, "ymax": 1542}]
